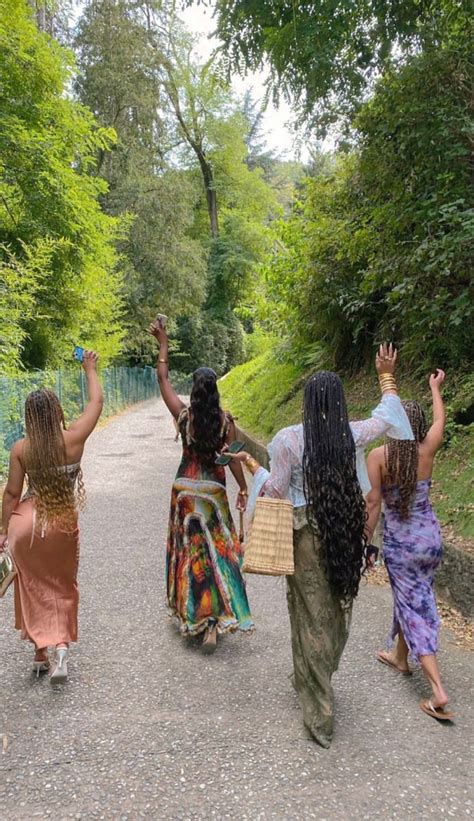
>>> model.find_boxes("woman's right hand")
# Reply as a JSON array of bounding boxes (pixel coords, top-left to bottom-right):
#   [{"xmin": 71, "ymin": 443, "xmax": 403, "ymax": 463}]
[
  {"xmin": 375, "ymin": 342, "xmax": 397, "ymax": 375},
  {"xmin": 82, "ymin": 351, "xmax": 98, "ymax": 372},
  {"xmin": 149, "ymin": 320, "xmax": 168, "ymax": 346},
  {"xmin": 429, "ymin": 369, "xmax": 445, "ymax": 390},
  {"xmin": 0, "ymin": 534, "xmax": 8, "ymax": 551}
]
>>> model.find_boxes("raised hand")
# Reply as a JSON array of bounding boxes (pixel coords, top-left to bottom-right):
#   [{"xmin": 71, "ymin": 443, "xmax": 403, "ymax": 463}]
[
  {"xmin": 375, "ymin": 342, "xmax": 397, "ymax": 375},
  {"xmin": 82, "ymin": 351, "xmax": 98, "ymax": 372},
  {"xmin": 148, "ymin": 320, "xmax": 168, "ymax": 346},
  {"xmin": 429, "ymin": 369, "xmax": 446, "ymax": 389}
]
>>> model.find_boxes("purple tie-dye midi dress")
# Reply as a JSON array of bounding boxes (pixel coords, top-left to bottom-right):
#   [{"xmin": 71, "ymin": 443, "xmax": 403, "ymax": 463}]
[{"xmin": 382, "ymin": 479, "xmax": 443, "ymax": 661}]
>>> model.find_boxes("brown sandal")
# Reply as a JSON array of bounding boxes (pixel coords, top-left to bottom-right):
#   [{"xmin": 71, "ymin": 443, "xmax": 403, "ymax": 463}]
[
  {"xmin": 201, "ymin": 624, "xmax": 217, "ymax": 655},
  {"xmin": 377, "ymin": 651, "xmax": 412, "ymax": 676},
  {"xmin": 420, "ymin": 699, "xmax": 455, "ymax": 721}
]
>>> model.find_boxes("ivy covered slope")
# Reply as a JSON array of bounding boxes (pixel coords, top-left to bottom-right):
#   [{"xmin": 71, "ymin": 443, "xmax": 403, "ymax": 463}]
[{"xmin": 218, "ymin": 351, "xmax": 474, "ymax": 545}]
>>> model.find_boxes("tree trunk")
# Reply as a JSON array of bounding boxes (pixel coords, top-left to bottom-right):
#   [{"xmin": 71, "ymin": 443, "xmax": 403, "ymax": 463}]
[{"xmin": 197, "ymin": 153, "xmax": 219, "ymax": 238}]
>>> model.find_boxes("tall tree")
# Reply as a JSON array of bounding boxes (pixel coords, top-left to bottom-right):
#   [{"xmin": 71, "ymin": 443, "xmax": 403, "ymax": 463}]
[
  {"xmin": 0, "ymin": 0, "xmax": 123, "ymax": 369},
  {"xmin": 74, "ymin": 0, "xmax": 207, "ymax": 362}
]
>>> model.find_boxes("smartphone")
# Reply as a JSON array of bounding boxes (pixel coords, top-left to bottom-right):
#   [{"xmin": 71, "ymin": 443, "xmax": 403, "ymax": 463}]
[
  {"xmin": 156, "ymin": 313, "xmax": 168, "ymax": 329},
  {"xmin": 215, "ymin": 441, "xmax": 245, "ymax": 466},
  {"xmin": 73, "ymin": 346, "xmax": 85, "ymax": 363}
]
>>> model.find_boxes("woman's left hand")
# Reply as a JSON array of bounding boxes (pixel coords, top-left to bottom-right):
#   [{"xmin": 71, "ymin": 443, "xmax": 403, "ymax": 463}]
[{"xmin": 375, "ymin": 342, "xmax": 397, "ymax": 375}]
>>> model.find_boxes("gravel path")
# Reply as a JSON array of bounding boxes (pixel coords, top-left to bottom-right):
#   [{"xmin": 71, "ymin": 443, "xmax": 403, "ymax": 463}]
[{"xmin": 1, "ymin": 398, "xmax": 472, "ymax": 819}]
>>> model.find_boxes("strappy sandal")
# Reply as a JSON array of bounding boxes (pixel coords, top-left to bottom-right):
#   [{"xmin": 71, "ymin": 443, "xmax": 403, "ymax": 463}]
[
  {"xmin": 33, "ymin": 660, "xmax": 50, "ymax": 678},
  {"xmin": 33, "ymin": 648, "xmax": 50, "ymax": 678},
  {"xmin": 50, "ymin": 645, "xmax": 68, "ymax": 684},
  {"xmin": 420, "ymin": 699, "xmax": 455, "ymax": 721},
  {"xmin": 376, "ymin": 651, "xmax": 412, "ymax": 676}
]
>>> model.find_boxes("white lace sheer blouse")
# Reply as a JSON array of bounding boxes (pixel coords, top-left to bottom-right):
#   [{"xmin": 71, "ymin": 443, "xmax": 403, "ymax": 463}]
[{"xmin": 248, "ymin": 394, "xmax": 413, "ymax": 515}]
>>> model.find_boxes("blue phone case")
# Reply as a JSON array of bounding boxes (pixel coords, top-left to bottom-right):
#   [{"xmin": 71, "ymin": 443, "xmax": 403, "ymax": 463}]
[{"xmin": 73, "ymin": 346, "xmax": 85, "ymax": 363}]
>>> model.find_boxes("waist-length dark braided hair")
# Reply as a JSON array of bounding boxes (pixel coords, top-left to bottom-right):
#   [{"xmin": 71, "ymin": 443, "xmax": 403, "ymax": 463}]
[
  {"xmin": 302, "ymin": 372, "xmax": 367, "ymax": 601},
  {"xmin": 186, "ymin": 367, "xmax": 223, "ymax": 468},
  {"xmin": 385, "ymin": 400, "xmax": 428, "ymax": 519}
]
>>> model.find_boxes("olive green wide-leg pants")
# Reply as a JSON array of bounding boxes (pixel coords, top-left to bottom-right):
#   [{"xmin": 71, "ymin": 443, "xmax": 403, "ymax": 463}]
[{"xmin": 286, "ymin": 524, "xmax": 352, "ymax": 748}]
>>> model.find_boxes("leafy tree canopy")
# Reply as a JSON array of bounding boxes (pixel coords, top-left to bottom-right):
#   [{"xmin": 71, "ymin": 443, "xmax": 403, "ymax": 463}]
[
  {"xmin": 202, "ymin": 0, "xmax": 471, "ymax": 133},
  {"xmin": 0, "ymin": 0, "xmax": 124, "ymax": 369}
]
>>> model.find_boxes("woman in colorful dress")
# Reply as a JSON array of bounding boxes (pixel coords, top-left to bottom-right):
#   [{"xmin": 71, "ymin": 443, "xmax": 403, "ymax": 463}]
[
  {"xmin": 0, "ymin": 352, "xmax": 103, "ymax": 682},
  {"xmin": 149, "ymin": 319, "xmax": 254, "ymax": 654},
  {"xmin": 228, "ymin": 344, "xmax": 413, "ymax": 747},
  {"xmin": 365, "ymin": 368, "xmax": 454, "ymax": 720}
]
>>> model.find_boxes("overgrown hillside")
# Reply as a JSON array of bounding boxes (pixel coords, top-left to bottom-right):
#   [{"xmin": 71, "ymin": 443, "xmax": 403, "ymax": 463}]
[{"xmin": 219, "ymin": 351, "xmax": 474, "ymax": 545}]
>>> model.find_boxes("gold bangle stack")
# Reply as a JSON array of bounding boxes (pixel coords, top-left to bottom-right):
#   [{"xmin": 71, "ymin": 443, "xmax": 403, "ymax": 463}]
[
  {"xmin": 158, "ymin": 358, "xmax": 168, "ymax": 364},
  {"xmin": 238, "ymin": 489, "xmax": 248, "ymax": 496},
  {"xmin": 244, "ymin": 455, "xmax": 260, "ymax": 475},
  {"xmin": 379, "ymin": 374, "xmax": 398, "ymax": 394}
]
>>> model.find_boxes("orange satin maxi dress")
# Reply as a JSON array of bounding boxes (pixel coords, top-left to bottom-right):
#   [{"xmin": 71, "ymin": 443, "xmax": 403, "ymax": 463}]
[{"xmin": 8, "ymin": 467, "xmax": 80, "ymax": 649}]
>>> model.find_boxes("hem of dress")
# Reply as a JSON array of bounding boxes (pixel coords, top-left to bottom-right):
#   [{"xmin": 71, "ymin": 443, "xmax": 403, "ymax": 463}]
[
  {"xmin": 167, "ymin": 607, "xmax": 254, "ymax": 637},
  {"xmin": 15, "ymin": 626, "xmax": 77, "ymax": 647},
  {"xmin": 386, "ymin": 630, "xmax": 438, "ymax": 666}
]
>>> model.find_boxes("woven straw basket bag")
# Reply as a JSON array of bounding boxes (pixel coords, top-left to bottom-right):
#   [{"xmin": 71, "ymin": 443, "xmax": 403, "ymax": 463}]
[{"xmin": 243, "ymin": 496, "xmax": 294, "ymax": 576}]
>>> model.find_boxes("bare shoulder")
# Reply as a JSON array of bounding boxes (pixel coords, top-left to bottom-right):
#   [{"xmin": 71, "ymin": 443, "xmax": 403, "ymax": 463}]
[{"xmin": 367, "ymin": 445, "xmax": 384, "ymax": 464}]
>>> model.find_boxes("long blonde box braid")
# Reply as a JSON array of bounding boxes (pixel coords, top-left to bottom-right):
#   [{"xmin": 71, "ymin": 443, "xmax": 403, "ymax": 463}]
[{"xmin": 23, "ymin": 389, "xmax": 85, "ymax": 531}]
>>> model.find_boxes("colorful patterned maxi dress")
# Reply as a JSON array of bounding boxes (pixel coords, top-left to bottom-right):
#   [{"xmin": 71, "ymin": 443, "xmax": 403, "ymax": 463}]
[
  {"xmin": 382, "ymin": 480, "xmax": 443, "ymax": 661},
  {"xmin": 166, "ymin": 408, "xmax": 254, "ymax": 636}
]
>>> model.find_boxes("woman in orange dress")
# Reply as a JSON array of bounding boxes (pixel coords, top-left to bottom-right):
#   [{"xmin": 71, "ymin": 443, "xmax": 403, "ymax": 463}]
[{"xmin": 0, "ymin": 352, "xmax": 103, "ymax": 682}]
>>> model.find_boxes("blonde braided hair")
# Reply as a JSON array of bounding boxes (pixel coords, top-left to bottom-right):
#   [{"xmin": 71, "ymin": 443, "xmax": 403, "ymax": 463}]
[{"xmin": 24, "ymin": 389, "xmax": 85, "ymax": 530}]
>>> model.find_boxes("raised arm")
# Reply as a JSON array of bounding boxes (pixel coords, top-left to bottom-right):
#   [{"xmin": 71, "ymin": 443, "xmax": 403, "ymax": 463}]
[
  {"xmin": 67, "ymin": 352, "xmax": 104, "ymax": 444},
  {"xmin": 149, "ymin": 320, "xmax": 185, "ymax": 420},
  {"xmin": 351, "ymin": 343, "xmax": 413, "ymax": 448},
  {"xmin": 423, "ymin": 369, "xmax": 446, "ymax": 454},
  {"xmin": 1, "ymin": 440, "xmax": 26, "ymax": 547}
]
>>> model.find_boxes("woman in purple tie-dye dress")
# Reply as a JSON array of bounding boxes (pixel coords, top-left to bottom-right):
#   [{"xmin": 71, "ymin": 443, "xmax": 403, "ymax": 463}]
[{"xmin": 366, "ymin": 369, "xmax": 455, "ymax": 721}]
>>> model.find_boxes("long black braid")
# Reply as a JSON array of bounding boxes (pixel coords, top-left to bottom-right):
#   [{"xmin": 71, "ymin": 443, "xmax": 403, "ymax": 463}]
[
  {"xmin": 187, "ymin": 367, "xmax": 223, "ymax": 468},
  {"xmin": 385, "ymin": 400, "xmax": 428, "ymax": 519},
  {"xmin": 302, "ymin": 372, "xmax": 367, "ymax": 602}
]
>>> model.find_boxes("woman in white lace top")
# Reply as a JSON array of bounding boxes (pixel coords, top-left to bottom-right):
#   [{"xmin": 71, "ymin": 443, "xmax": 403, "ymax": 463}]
[{"xmin": 228, "ymin": 344, "xmax": 413, "ymax": 748}]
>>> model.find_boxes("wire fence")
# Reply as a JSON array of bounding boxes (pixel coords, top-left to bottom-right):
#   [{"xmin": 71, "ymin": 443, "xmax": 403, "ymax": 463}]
[{"xmin": 0, "ymin": 366, "xmax": 192, "ymax": 479}]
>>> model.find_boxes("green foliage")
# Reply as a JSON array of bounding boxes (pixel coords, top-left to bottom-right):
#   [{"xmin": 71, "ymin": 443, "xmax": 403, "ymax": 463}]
[
  {"xmin": 170, "ymin": 309, "xmax": 245, "ymax": 377},
  {"xmin": 210, "ymin": 0, "xmax": 471, "ymax": 132},
  {"xmin": 218, "ymin": 349, "xmax": 303, "ymax": 439},
  {"xmin": 0, "ymin": 243, "xmax": 44, "ymax": 374},
  {"xmin": 74, "ymin": 1, "xmax": 278, "ymax": 369},
  {"xmin": 431, "ymin": 426, "xmax": 474, "ymax": 540},
  {"xmin": 221, "ymin": 347, "xmax": 474, "ymax": 542},
  {"xmin": 74, "ymin": 0, "xmax": 208, "ymax": 366},
  {"xmin": 0, "ymin": 0, "xmax": 124, "ymax": 369},
  {"xmin": 258, "ymin": 29, "xmax": 473, "ymax": 374},
  {"xmin": 0, "ymin": 365, "xmax": 158, "ymax": 478}
]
